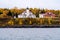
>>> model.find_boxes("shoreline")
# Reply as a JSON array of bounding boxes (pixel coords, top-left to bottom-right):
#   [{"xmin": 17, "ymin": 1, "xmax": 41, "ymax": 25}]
[{"xmin": 0, "ymin": 25, "xmax": 60, "ymax": 28}]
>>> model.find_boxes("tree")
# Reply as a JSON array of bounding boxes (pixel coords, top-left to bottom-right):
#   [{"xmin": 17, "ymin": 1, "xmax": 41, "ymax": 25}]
[
  {"xmin": 0, "ymin": 8, "xmax": 4, "ymax": 15},
  {"xmin": 7, "ymin": 10, "xmax": 12, "ymax": 16},
  {"xmin": 41, "ymin": 9, "xmax": 46, "ymax": 13}
]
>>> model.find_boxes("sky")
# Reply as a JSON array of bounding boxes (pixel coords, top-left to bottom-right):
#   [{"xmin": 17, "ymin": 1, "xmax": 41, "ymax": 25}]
[{"xmin": 0, "ymin": 0, "xmax": 60, "ymax": 10}]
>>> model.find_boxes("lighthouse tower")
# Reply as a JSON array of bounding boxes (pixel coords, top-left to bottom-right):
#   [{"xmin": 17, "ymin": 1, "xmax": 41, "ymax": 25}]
[{"xmin": 16, "ymin": 7, "xmax": 36, "ymax": 18}]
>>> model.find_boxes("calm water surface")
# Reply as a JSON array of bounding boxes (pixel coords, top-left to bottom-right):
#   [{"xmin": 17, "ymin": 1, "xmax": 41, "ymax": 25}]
[{"xmin": 0, "ymin": 28, "xmax": 60, "ymax": 40}]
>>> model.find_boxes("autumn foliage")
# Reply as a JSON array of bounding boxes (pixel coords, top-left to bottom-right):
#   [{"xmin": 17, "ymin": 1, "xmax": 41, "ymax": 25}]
[{"xmin": 0, "ymin": 7, "xmax": 60, "ymax": 26}]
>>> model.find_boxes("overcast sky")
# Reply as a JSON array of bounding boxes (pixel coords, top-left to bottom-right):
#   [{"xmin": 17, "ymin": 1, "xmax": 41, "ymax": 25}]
[{"xmin": 0, "ymin": 0, "xmax": 60, "ymax": 9}]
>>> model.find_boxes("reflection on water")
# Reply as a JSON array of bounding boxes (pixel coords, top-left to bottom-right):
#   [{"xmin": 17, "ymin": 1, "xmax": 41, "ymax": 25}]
[{"xmin": 0, "ymin": 28, "xmax": 60, "ymax": 40}]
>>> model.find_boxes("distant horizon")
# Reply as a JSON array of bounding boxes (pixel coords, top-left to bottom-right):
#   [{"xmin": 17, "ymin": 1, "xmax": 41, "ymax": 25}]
[{"xmin": 0, "ymin": 0, "xmax": 60, "ymax": 10}]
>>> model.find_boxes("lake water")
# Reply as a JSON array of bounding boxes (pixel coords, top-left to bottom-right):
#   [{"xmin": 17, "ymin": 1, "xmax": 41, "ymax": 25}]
[{"xmin": 0, "ymin": 28, "xmax": 60, "ymax": 40}]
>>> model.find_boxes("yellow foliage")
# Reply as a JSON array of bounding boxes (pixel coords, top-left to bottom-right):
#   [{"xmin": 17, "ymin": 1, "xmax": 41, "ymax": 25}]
[
  {"xmin": 48, "ymin": 18, "xmax": 52, "ymax": 24},
  {"xmin": 19, "ymin": 20, "xmax": 23, "ymax": 25},
  {"xmin": 3, "ymin": 10, "xmax": 9, "ymax": 14},
  {"xmin": 8, "ymin": 20, "xmax": 14, "ymax": 25},
  {"xmin": 0, "ymin": 14, "xmax": 7, "ymax": 18},
  {"xmin": 29, "ymin": 20, "xmax": 32, "ymax": 24}
]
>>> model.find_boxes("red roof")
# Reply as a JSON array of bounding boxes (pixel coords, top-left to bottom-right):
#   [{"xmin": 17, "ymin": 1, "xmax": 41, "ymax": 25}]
[{"xmin": 44, "ymin": 12, "xmax": 56, "ymax": 17}]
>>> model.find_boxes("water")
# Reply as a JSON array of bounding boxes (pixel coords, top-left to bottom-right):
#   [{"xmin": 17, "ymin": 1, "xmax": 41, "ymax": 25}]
[{"xmin": 0, "ymin": 28, "xmax": 60, "ymax": 40}]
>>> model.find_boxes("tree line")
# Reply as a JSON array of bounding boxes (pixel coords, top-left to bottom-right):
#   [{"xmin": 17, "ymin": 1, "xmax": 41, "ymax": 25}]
[
  {"xmin": 0, "ymin": 7, "xmax": 60, "ymax": 26},
  {"xmin": 0, "ymin": 7, "xmax": 60, "ymax": 18}
]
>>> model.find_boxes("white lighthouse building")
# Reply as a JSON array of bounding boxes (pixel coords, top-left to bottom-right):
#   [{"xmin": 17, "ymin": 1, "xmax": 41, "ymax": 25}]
[{"xmin": 14, "ymin": 8, "xmax": 36, "ymax": 18}]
